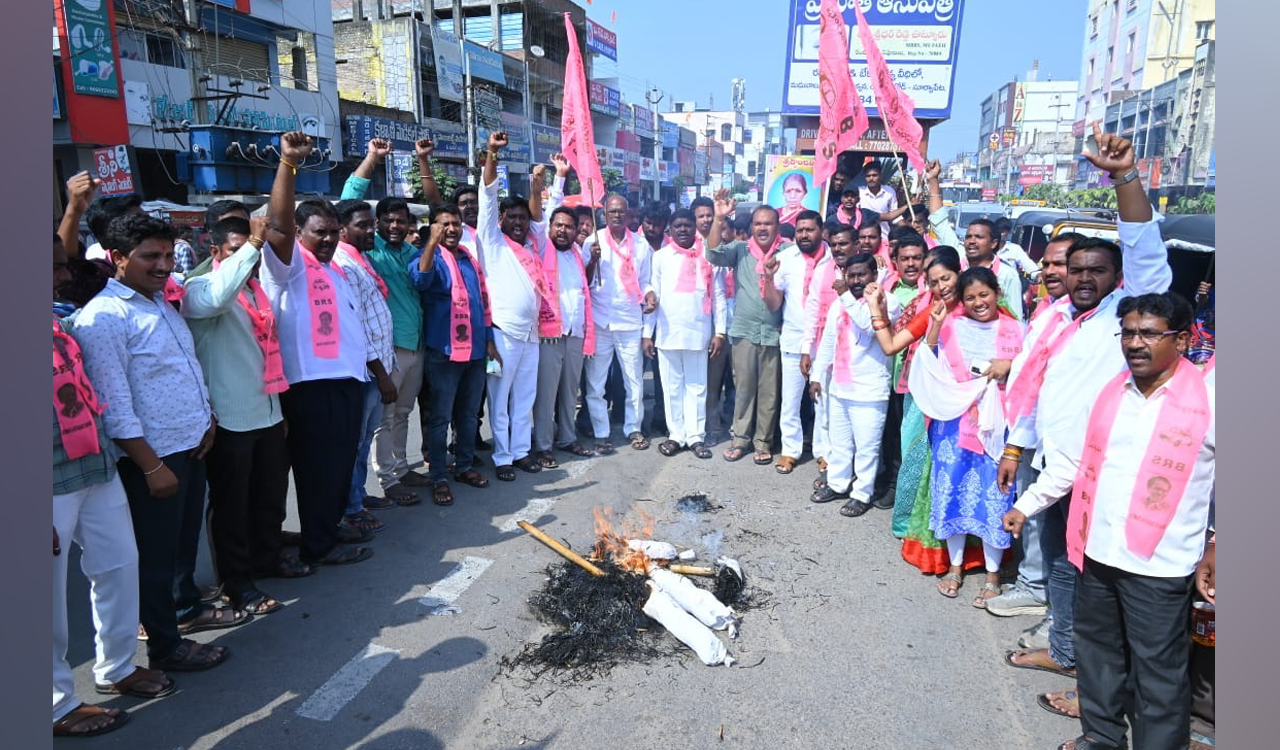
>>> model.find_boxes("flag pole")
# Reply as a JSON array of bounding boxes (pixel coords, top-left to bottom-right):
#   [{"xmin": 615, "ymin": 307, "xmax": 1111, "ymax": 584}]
[{"xmin": 892, "ymin": 149, "xmax": 915, "ymax": 224}]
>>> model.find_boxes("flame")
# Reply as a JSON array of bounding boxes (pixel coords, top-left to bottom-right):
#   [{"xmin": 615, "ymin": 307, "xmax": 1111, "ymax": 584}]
[{"xmin": 591, "ymin": 505, "xmax": 656, "ymax": 574}]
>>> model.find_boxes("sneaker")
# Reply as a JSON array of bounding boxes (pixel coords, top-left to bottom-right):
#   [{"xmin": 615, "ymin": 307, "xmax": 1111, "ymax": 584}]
[
  {"xmin": 986, "ymin": 585, "xmax": 1048, "ymax": 618},
  {"xmin": 1018, "ymin": 617, "xmax": 1052, "ymax": 650}
]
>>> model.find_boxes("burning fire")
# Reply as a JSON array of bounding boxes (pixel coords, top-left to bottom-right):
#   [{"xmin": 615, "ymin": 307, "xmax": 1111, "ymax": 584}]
[{"xmin": 591, "ymin": 506, "xmax": 656, "ymax": 574}]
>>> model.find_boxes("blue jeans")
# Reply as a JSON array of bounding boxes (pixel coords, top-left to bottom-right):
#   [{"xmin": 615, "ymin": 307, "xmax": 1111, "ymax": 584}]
[
  {"xmin": 426, "ymin": 351, "xmax": 486, "ymax": 483},
  {"xmin": 1041, "ymin": 493, "xmax": 1076, "ymax": 668},
  {"xmin": 348, "ymin": 379, "xmax": 383, "ymax": 515},
  {"xmin": 1012, "ymin": 450, "xmax": 1048, "ymax": 602}
]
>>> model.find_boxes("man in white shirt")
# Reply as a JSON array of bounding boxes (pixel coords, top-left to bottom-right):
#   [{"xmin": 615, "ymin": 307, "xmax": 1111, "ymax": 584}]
[
  {"xmin": 992, "ymin": 127, "xmax": 1171, "ymax": 714},
  {"xmin": 995, "ymin": 217, "xmax": 1040, "ymax": 278},
  {"xmin": 531, "ymin": 156, "xmax": 597, "ymax": 465},
  {"xmin": 258, "ymin": 132, "xmax": 374, "ymax": 568},
  {"xmin": 582, "ymin": 194, "xmax": 658, "ymax": 453},
  {"xmin": 1004, "ymin": 292, "xmax": 1213, "ymax": 750},
  {"xmin": 856, "ymin": 162, "xmax": 907, "ymax": 237},
  {"xmin": 643, "ymin": 209, "xmax": 726, "ymax": 459},
  {"xmin": 475, "ymin": 132, "xmax": 547, "ymax": 479},
  {"xmin": 693, "ymin": 197, "xmax": 734, "ymax": 443},
  {"xmin": 765, "ymin": 209, "xmax": 828, "ymax": 476},
  {"xmin": 807, "ymin": 253, "xmax": 901, "ymax": 515},
  {"xmin": 73, "ymin": 213, "xmax": 232, "ymax": 672}
]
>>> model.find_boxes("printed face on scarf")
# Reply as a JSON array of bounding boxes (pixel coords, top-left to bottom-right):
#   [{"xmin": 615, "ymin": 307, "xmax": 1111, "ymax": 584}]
[
  {"xmin": 669, "ymin": 216, "xmax": 696, "ymax": 249},
  {"xmin": 794, "ymin": 217, "xmax": 822, "ymax": 255}
]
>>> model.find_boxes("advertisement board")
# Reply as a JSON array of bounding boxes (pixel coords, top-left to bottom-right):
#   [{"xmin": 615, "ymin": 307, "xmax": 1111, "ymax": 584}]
[
  {"xmin": 94, "ymin": 145, "xmax": 134, "ymax": 196},
  {"xmin": 431, "ymin": 28, "xmax": 465, "ymax": 103},
  {"xmin": 531, "ymin": 123, "xmax": 560, "ymax": 164},
  {"xmin": 585, "ymin": 18, "xmax": 617, "ymax": 61},
  {"xmin": 588, "ymin": 81, "xmax": 622, "ymax": 118},
  {"xmin": 781, "ymin": 0, "xmax": 965, "ymax": 118}
]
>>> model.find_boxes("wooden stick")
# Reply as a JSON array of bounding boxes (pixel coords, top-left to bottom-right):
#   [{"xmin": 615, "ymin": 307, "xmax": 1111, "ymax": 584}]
[
  {"xmin": 669, "ymin": 564, "xmax": 717, "ymax": 577},
  {"xmin": 893, "ymin": 150, "xmax": 916, "ymax": 223},
  {"xmin": 517, "ymin": 521, "xmax": 605, "ymax": 577}
]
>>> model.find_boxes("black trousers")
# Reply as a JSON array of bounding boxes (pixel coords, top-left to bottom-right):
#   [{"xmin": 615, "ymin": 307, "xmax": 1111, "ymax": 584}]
[
  {"xmin": 205, "ymin": 422, "xmax": 289, "ymax": 598},
  {"xmin": 1075, "ymin": 556, "xmax": 1193, "ymax": 750},
  {"xmin": 118, "ymin": 450, "xmax": 207, "ymax": 661},
  {"xmin": 871, "ymin": 390, "xmax": 905, "ymax": 500},
  {"xmin": 280, "ymin": 378, "xmax": 362, "ymax": 562}
]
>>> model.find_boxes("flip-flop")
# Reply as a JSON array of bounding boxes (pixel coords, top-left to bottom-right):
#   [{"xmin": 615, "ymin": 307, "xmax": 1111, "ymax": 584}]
[
  {"xmin": 385, "ymin": 484, "xmax": 422, "ymax": 506},
  {"xmin": 1004, "ymin": 648, "xmax": 1077, "ymax": 677},
  {"xmin": 594, "ymin": 441, "xmax": 617, "ymax": 456},
  {"xmin": 94, "ymin": 666, "xmax": 176, "ymax": 699},
  {"xmin": 559, "ymin": 443, "xmax": 597, "ymax": 457},
  {"xmin": 432, "ymin": 482, "xmax": 454, "ymax": 506},
  {"xmin": 775, "ymin": 456, "xmax": 797, "ymax": 474},
  {"xmin": 723, "ymin": 445, "xmax": 749, "ymax": 462},
  {"xmin": 53, "ymin": 704, "xmax": 130, "ymax": 737},
  {"xmin": 1038, "ymin": 689, "xmax": 1081, "ymax": 719},
  {"xmin": 629, "ymin": 432, "xmax": 651, "ymax": 450}
]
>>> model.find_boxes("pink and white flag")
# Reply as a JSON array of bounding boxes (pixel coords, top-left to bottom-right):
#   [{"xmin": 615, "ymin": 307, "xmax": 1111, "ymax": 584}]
[
  {"xmin": 852, "ymin": 2, "xmax": 926, "ymax": 172},
  {"xmin": 560, "ymin": 13, "xmax": 606, "ymax": 208},
  {"xmin": 814, "ymin": 0, "xmax": 868, "ymax": 187}
]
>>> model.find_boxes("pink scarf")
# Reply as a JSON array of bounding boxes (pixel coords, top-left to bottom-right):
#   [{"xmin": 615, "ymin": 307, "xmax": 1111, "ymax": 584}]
[
  {"xmin": 724, "ymin": 269, "xmax": 736, "ymax": 299},
  {"xmin": 1003, "ymin": 303, "xmax": 1101, "ymax": 423},
  {"xmin": 836, "ymin": 205, "xmax": 856, "ymax": 225},
  {"xmin": 881, "ymin": 269, "xmax": 928, "ymax": 296},
  {"xmin": 53, "ymin": 318, "xmax": 105, "ymax": 460},
  {"xmin": 1029, "ymin": 294, "xmax": 1056, "ymax": 322},
  {"xmin": 602, "ymin": 229, "xmax": 642, "ymax": 301},
  {"xmin": 212, "ymin": 257, "xmax": 288, "ymax": 394},
  {"xmin": 568, "ymin": 244, "xmax": 597, "ymax": 356},
  {"xmin": 832, "ymin": 303, "xmax": 866, "ymax": 384},
  {"xmin": 540, "ymin": 241, "xmax": 598, "ymax": 355},
  {"xmin": 800, "ymin": 243, "xmax": 828, "ymax": 307},
  {"xmin": 747, "ymin": 235, "xmax": 783, "ymax": 296},
  {"xmin": 811, "ymin": 256, "xmax": 842, "ymax": 349},
  {"xmin": 164, "ymin": 276, "xmax": 185, "ymax": 302},
  {"xmin": 337, "ymin": 241, "xmax": 389, "ymax": 299},
  {"xmin": 1067, "ymin": 358, "xmax": 1212, "ymax": 569},
  {"xmin": 438, "ymin": 244, "xmax": 492, "ymax": 362},
  {"xmin": 925, "ymin": 236, "xmax": 938, "ymax": 249},
  {"xmin": 939, "ymin": 310, "xmax": 1024, "ymax": 455},
  {"xmin": 299, "ymin": 245, "xmax": 345, "ymax": 360},
  {"xmin": 670, "ymin": 240, "xmax": 713, "ymax": 314},
  {"xmin": 1202, "ymin": 354, "xmax": 1215, "ymax": 376}
]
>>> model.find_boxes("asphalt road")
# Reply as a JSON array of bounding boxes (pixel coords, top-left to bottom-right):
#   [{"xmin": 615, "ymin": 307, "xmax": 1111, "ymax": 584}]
[{"xmin": 59, "ymin": 385, "xmax": 1077, "ymax": 749}]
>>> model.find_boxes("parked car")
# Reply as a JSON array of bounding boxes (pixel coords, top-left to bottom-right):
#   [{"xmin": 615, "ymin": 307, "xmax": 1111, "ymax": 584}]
[{"xmin": 946, "ymin": 202, "xmax": 1008, "ymax": 234}]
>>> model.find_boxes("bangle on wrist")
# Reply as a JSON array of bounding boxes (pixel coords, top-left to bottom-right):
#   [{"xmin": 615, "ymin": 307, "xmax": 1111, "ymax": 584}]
[
  {"xmin": 247, "ymin": 236, "xmax": 264, "ymax": 249},
  {"xmin": 143, "ymin": 460, "xmax": 165, "ymax": 476},
  {"xmin": 280, "ymin": 158, "xmax": 298, "ymax": 175}
]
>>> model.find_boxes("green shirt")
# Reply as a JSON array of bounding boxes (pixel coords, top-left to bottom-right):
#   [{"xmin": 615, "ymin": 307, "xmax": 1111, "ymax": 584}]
[
  {"xmin": 707, "ymin": 239, "xmax": 786, "ymax": 347},
  {"xmin": 341, "ymin": 174, "xmax": 424, "ymax": 350},
  {"xmin": 888, "ymin": 279, "xmax": 923, "ymax": 387}
]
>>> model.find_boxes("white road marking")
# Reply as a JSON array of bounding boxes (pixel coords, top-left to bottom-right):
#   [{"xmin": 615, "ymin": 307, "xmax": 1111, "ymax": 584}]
[
  {"xmin": 418, "ymin": 556, "xmax": 494, "ymax": 615},
  {"xmin": 295, "ymin": 643, "xmax": 399, "ymax": 721},
  {"xmin": 497, "ymin": 458, "xmax": 592, "ymax": 532}
]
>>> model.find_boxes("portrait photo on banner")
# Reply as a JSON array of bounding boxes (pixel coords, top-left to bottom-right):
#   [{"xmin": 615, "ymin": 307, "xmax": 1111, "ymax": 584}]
[{"xmin": 764, "ymin": 155, "xmax": 822, "ymax": 226}]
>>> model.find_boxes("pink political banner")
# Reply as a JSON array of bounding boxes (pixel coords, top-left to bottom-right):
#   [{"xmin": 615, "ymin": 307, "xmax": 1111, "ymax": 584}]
[
  {"xmin": 852, "ymin": 3, "xmax": 926, "ymax": 172},
  {"xmin": 560, "ymin": 13, "xmax": 605, "ymax": 207},
  {"xmin": 813, "ymin": 0, "xmax": 868, "ymax": 187}
]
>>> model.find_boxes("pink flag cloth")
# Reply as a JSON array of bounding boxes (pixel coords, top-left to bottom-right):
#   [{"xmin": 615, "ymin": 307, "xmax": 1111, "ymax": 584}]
[
  {"xmin": 53, "ymin": 317, "xmax": 105, "ymax": 460},
  {"xmin": 852, "ymin": 3, "xmax": 926, "ymax": 172},
  {"xmin": 814, "ymin": 0, "xmax": 869, "ymax": 187},
  {"xmin": 561, "ymin": 13, "xmax": 606, "ymax": 208}
]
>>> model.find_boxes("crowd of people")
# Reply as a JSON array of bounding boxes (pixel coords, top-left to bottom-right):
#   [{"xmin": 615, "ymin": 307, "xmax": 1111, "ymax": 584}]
[{"xmin": 52, "ymin": 125, "xmax": 1214, "ymax": 750}]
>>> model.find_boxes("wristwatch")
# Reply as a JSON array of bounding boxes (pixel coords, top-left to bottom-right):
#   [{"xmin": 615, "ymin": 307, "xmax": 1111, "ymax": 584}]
[{"xmin": 1111, "ymin": 168, "xmax": 1140, "ymax": 186}]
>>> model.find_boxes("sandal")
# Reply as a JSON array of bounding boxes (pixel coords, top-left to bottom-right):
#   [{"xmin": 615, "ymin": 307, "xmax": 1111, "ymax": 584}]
[
  {"xmin": 813, "ymin": 470, "xmax": 828, "ymax": 490},
  {"xmin": 149, "ymin": 638, "xmax": 230, "ymax": 672},
  {"xmin": 53, "ymin": 704, "xmax": 130, "ymax": 737},
  {"xmin": 336, "ymin": 523, "xmax": 373, "ymax": 544},
  {"xmin": 753, "ymin": 451, "xmax": 774, "ymax": 465},
  {"xmin": 199, "ymin": 584, "xmax": 224, "ymax": 603},
  {"xmin": 177, "ymin": 605, "xmax": 251, "ymax": 635},
  {"xmin": 629, "ymin": 432, "xmax": 650, "ymax": 450},
  {"xmin": 658, "ymin": 440, "xmax": 682, "ymax": 457},
  {"xmin": 690, "ymin": 442, "xmax": 713, "ymax": 459},
  {"xmin": 1038, "ymin": 689, "xmax": 1081, "ymax": 719},
  {"xmin": 344, "ymin": 510, "xmax": 385, "ymax": 534},
  {"xmin": 594, "ymin": 440, "xmax": 617, "ymax": 456},
  {"xmin": 937, "ymin": 573, "xmax": 962, "ymax": 598},
  {"xmin": 432, "ymin": 482, "xmax": 454, "ymax": 506},
  {"xmin": 1003, "ymin": 648, "xmax": 1077, "ymax": 677},
  {"xmin": 362, "ymin": 494, "xmax": 396, "ymax": 510},
  {"xmin": 452, "ymin": 469, "xmax": 489, "ymax": 488},
  {"xmin": 385, "ymin": 484, "xmax": 422, "ymax": 507},
  {"xmin": 972, "ymin": 581, "xmax": 1002, "ymax": 609},
  {"xmin": 775, "ymin": 455, "xmax": 797, "ymax": 474},
  {"xmin": 495, "ymin": 465, "xmax": 516, "ymax": 482},
  {"xmin": 257, "ymin": 552, "xmax": 315, "ymax": 579},
  {"xmin": 94, "ymin": 666, "xmax": 176, "ymax": 699},
  {"xmin": 305, "ymin": 545, "xmax": 373, "ymax": 567},
  {"xmin": 230, "ymin": 588, "xmax": 283, "ymax": 616},
  {"xmin": 1055, "ymin": 735, "xmax": 1118, "ymax": 750},
  {"xmin": 559, "ymin": 443, "xmax": 596, "ymax": 457},
  {"xmin": 723, "ymin": 445, "xmax": 749, "ymax": 462},
  {"xmin": 535, "ymin": 450, "xmax": 559, "ymax": 469},
  {"xmin": 280, "ymin": 530, "xmax": 303, "ymax": 547},
  {"xmin": 513, "ymin": 455, "xmax": 543, "ymax": 473},
  {"xmin": 398, "ymin": 470, "xmax": 432, "ymax": 487}
]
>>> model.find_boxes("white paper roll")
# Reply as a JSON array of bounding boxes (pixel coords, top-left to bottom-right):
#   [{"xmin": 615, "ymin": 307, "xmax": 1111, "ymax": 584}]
[
  {"xmin": 627, "ymin": 539, "xmax": 678, "ymax": 560},
  {"xmin": 642, "ymin": 583, "xmax": 733, "ymax": 666},
  {"xmin": 649, "ymin": 568, "xmax": 736, "ymax": 631}
]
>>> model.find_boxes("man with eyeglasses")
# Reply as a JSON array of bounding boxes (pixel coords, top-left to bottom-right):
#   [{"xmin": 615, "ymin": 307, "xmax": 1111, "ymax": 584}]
[
  {"xmin": 1003, "ymin": 291, "xmax": 1214, "ymax": 750},
  {"xmin": 993, "ymin": 123, "xmax": 1173, "ymax": 724}
]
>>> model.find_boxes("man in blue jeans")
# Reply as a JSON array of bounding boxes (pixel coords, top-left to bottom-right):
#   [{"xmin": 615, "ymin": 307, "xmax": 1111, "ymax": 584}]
[{"xmin": 408, "ymin": 204, "xmax": 500, "ymax": 504}]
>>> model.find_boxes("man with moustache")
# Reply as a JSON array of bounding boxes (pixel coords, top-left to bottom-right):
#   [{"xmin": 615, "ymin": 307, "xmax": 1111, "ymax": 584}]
[
  {"xmin": 1003, "ymin": 293, "xmax": 1213, "ymax": 750},
  {"xmin": 692, "ymin": 196, "xmax": 734, "ymax": 444},
  {"xmin": 986, "ymin": 232, "xmax": 1085, "ymax": 622},
  {"xmin": 992, "ymin": 125, "xmax": 1172, "ymax": 720},
  {"xmin": 808, "ymin": 252, "xmax": 901, "ymax": 509},
  {"xmin": 863, "ymin": 231, "xmax": 930, "ymax": 513},
  {"xmin": 409, "ymin": 204, "xmax": 500, "ymax": 503},
  {"xmin": 259, "ymin": 132, "xmax": 374, "ymax": 568},
  {"xmin": 643, "ymin": 209, "xmax": 726, "ymax": 459},
  {"xmin": 582, "ymin": 193, "xmax": 658, "ymax": 454},
  {"xmin": 766, "ymin": 210, "xmax": 829, "ymax": 475},
  {"xmin": 706, "ymin": 191, "xmax": 787, "ymax": 465},
  {"xmin": 332, "ymin": 199, "xmax": 400, "ymax": 528},
  {"xmin": 531, "ymin": 155, "xmax": 598, "ymax": 465}
]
